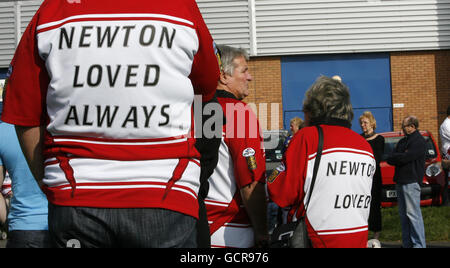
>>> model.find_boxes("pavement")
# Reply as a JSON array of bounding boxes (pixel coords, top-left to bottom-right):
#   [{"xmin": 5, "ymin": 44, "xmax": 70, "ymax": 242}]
[
  {"xmin": 1, "ymin": 238, "xmax": 449, "ymax": 248},
  {"xmin": 381, "ymin": 241, "xmax": 450, "ymax": 248}
]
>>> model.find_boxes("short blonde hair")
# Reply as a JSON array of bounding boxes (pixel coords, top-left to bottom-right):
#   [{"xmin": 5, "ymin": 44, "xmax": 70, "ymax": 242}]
[
  {"xmin": 359, "ymin": 111, "xmax": 377, "ymax": 130},
  {"xmin": 290, "ymin": 117, "xmax": 304, "ymax": 129}
]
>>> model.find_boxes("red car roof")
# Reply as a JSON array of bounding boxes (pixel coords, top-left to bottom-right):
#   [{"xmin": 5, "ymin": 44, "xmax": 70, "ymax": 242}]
[{"xmin": 379, "ymin": 130, "xmax": 431, "ymax": 138}]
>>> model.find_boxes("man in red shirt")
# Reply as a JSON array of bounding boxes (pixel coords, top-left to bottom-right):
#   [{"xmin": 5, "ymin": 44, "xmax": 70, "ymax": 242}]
[{"xmin": 205, "ymin": 45, "xmax": 268, "ymax": 248}]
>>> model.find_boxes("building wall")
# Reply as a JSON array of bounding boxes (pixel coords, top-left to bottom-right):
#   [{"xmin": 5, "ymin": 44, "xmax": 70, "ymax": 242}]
[
  {"xmin": 391, "ymin": 50, "xmax": 450, "ymax": 146},
  {"xmin": 1, "ymin": 0, "xmax": 449, "ymax": 66},
  {"xmin": 197, "ymin": 0, "xmax": 252, "ymax": 53},
  {"xmin": 254, "ymin": 0, "xmax": 450, "ymax": 56},
  {"xmin": 246, "ymin": 57, "xmax": 283, "ymax": 130},
  {"xmin": 0, "ymin": 2, "xmax": 16, "ymax": 68},
  {"xmin": 248, "ymin": 50, "xmax": 449, "ymax": 148},
  {"xmin": 435, "ymin": 50, "xmax": 450, "ymax": 128},
  {"xmin": 0, "ymin": 1, "xmax": 447, "ymax": 148}
]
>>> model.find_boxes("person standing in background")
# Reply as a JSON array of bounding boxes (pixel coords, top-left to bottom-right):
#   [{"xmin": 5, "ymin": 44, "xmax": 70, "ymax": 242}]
[
  {"xmin": 282, "ymin": 117, "xmax": 304, "ymax": 155},
  {"xmin": 387, "ymin": 116, "xmax": 427, "ymax": 248},
  {"xmin": 0, "ymin": 93, "xmax": 50, "ymax": 248},
  {"xmin": 0, "ymin": 162, "xmax": 12, "ymax": 242},
  {"xmin": 439, "ymin": 105, "xmax": 450, "ymax": 205},
  {"xmin": 359, "ymin": 111, "xmax": 384, "ymax": 241},
  {"xmin": 440, "ymin": 106, "xmax": 450, "ymax": 156}
]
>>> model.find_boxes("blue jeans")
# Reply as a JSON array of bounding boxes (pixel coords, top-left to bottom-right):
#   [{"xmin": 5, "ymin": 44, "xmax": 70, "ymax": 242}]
[
  {"xmin": 267, "ymin": 201, "xmax": 280, "ymax": 234},
  {"xmin": 48, "ymin": 204, "xmax": 197, "ymax": 248},
  {"xmin": 396, "ymin": 183, "xmax": 426, "ymax": 248}
]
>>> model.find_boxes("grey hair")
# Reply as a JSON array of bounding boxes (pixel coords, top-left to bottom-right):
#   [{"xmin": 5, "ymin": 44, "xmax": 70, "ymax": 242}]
[
  {"xmin": 217, "ymin": 45, "xmax": 249, "ymax": 75},
  {"xmin": 302, "ymin": 76, "xmax": 354, "ymax": 124},
  {"xmin": 405, "ymin": 115, "xmax": 420, "ymax": 129}
]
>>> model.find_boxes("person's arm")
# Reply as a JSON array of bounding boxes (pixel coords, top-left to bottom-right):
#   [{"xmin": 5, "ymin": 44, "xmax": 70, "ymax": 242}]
[
  {"xmin": 0, "ymin": 166, "xmax": 7, "ymax": 225},
  {"xmin": 227, "ymin": 104, "xmax": 268, "ymax": 247},
  {"xmin": 387, "ymin": 138, "xmax": 405, "ymax": 166},
  {"xmin": 440, "ymin": 122, "xmax": 450, "ymax": 154},
  {"xmin": 240, "ymin": 181, "xmax": 268, "ymax": 247},
  {"xmin": 15, "ymin": 126, "xmax": 45, "ymax": 189},
  {"xmin": 188, "ymin": 0, "xmax": 220, "ymax": 101},
  {"xmin": 2, "ymin": 9, "xmax": 47, "ymax": 192},
  {"xmin": 391, "ymin": 137, "xmax": 426, "ymax": 166},
  {"xmin": 268, "ymin": 130, "xmax": 309, "ymax": 208},
  {"xmin": 442, "ymin": 159, "xmax": 450, "ymax": 170}
]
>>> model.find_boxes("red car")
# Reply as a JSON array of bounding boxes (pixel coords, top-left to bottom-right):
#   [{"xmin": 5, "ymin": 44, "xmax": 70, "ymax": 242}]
[{"xmin": 380, "ymin": 131, "xmax": 447, "ymax": 207}]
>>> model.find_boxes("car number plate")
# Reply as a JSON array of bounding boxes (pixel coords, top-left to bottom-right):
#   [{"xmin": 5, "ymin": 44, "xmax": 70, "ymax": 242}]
[{"xmin": 386, "ymin": 190, "xmax": 397, "ymax": 198}]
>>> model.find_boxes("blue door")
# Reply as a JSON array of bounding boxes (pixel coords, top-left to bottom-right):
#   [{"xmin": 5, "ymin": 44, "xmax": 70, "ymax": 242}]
[{"xmin": 281, "ymin": 53, "xmax": 393, "ymax": 134}]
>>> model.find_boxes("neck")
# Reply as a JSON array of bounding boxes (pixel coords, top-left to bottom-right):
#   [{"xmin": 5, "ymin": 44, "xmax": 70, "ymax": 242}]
[
  {"xmin": 362, "ymin": 131, "xmax": 376, "ymax": 139},
  {"xmin": 310, "ymin": 117, "xmax": 352, "ymax": 128}
]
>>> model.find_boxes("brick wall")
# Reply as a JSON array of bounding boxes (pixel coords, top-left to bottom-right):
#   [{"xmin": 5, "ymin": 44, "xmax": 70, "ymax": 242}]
[
  {"xmin": 246, "ymin": 56, "xmax": 283, "ymax": 130},
  {"xmin": 435, "ymin": 50, "xmax": 450, "ymax": 125},
  {"xmin": 391, "ymin": 50, "xmax": 450, "ymax": 148}
]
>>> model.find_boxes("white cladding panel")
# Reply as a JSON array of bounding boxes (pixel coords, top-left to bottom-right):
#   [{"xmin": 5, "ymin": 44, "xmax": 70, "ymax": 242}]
[
  {"xmin": 196, "ymin": 0, "xmax": 252, "ymax": 52},
  {"xmin": 255, "ymin": 0, "xmax": 450, "ymax": 55},
  {"xmin": 0, "ymin": 0, "xmax": 43, "ymax": 67},
  {"xmin": 0, "ymin": 2, "xmax": 16, "ymax": 67},
  {"xmin": 0, "ymin": 0, "xmax": 449, "ymax": 67},
  {"xmin": 19, "ymin": 1, "xmax": 43, "ymax": 34}
]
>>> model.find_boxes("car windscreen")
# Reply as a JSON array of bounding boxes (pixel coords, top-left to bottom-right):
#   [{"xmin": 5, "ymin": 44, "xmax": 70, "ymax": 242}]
[{"xmin": 381, "ymin": 135, "xmax": 437, "ymax": 161}]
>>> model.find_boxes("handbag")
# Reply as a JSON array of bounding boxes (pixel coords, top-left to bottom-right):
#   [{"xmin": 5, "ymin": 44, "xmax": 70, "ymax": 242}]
[{"xmin": 270, "ymin": 125, "xmax": 324, "ymax": 248}]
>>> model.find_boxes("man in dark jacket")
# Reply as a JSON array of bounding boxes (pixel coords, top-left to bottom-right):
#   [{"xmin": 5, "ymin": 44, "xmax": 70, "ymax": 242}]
[{"xmin": 387, "ymin": 116, "xmax": 426, "ymax": 248}]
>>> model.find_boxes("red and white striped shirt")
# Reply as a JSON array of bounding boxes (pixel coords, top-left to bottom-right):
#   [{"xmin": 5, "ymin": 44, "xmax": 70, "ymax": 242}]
[
  {"xmin": 2, "ymin": 0, "xmax": 219, "ymax": 218},
  {"xmin": 205, "ymin": 90, "xmax": 266, "ymax": 248},
  {"xmin": 268, "ymin": 122, "xmax": 375, "ymax": 248},
  {"xmin": 1, "ymin": 172, "xmax": 12, "ymax": 197}
]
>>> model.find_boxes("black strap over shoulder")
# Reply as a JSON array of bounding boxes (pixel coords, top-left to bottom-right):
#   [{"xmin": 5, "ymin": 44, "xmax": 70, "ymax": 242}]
[
  {"xmin": 304, "ymin": 125, "xmax": 324, "ymax": 211},
  {"xmin": 270, "ymin": 125, "xmax": 324, "ymax": 248}
]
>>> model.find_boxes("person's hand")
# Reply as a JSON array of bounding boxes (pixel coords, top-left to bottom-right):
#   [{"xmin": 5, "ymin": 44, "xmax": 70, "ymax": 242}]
[{"xmin": 442, "ymin": 159, "xmax": 450, "ymax": 170}]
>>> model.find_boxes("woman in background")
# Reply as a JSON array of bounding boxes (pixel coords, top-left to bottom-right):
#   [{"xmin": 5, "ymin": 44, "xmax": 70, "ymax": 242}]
[
  {"xmin": 282, "ymin": 117, "xmax": 304, "ymax": 155},
  {"xmin": 360, "ymin": 111, "xmax": 385, "ymax": 241}
]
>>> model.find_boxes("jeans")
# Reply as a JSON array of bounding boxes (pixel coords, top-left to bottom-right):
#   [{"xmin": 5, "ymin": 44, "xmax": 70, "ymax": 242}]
[
  {"xmin": 396, "ymin": 183, "xmax": 426, "ymax": 248},
  {"xmin": 48, "ymin": 204, "xmax": 197, "ymax": 248},
  {"xmin": 267, "ymin": 201, "xmax": 280, "ymax": 234},
  {"xmin": 6, "ymin": 230, "xmax": 51, "ymax": 248}
]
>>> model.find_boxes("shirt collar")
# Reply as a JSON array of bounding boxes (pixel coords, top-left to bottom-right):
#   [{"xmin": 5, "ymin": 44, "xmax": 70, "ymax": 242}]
[
  {"xmin": 216, "ymin": 90, "xmax": 238, "ymax": 100},
  {"xmin": 310, "ymin": 117, "xmax": 352, "ymax": 129}
]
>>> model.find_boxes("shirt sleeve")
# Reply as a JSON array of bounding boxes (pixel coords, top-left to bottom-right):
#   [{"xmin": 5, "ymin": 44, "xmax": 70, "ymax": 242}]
[
  {"xmin": 267, "ymin": 130, "xmax": 309, "ymax": 208},
  {"xmin": 226, "ymin": 107, "xmax": 266, "ymax": 189},
  {"xmin": 187, "ymin": 0, "xmax": 220, "ymax": 102},
  {"xmin": 440, "ymin": 121, "xmax": 450, "ymax": 157},
  {"xmin": 388, "ymin": 134, "xmax": 425, "ymax": 166},
  {"xmin": 1, "ymin": 11, "xmax": 49, "ymax": 127}
]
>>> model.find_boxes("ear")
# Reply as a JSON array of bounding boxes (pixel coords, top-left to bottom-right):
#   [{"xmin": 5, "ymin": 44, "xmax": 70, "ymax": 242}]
[{"xmin": 219, "ymin": 71, "xmax": 228, "ymax": 85}]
